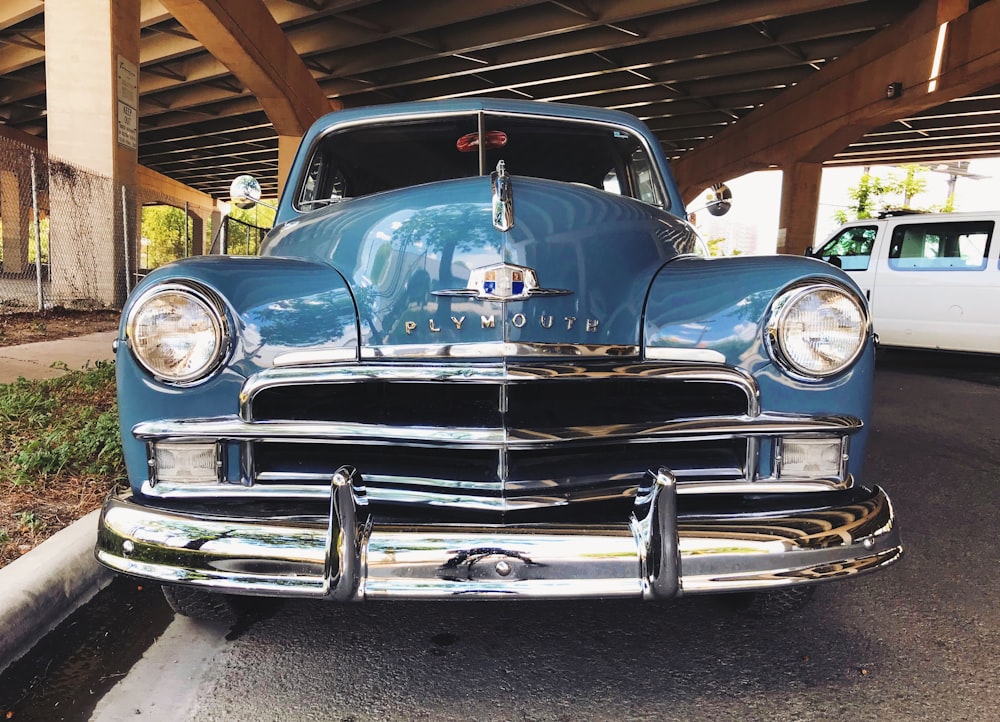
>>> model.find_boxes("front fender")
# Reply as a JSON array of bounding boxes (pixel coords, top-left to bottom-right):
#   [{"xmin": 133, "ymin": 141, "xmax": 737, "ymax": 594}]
[
  {"xmin": 643, "ymin": 254, "xmax": 875, "ymax": 479},
  {"xmin": 116, "ymin": 256, "xmax": 359, "ymax": 493}
]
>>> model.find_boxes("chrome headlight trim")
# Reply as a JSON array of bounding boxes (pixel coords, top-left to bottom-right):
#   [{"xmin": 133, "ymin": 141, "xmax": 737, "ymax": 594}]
[
  {"xmin": 766, "ymin": 280, "xmax": 870, "ymax": 380},
  {"xmin": 125, "ymin": 281, "xmax": 230, "ymax": 385}
]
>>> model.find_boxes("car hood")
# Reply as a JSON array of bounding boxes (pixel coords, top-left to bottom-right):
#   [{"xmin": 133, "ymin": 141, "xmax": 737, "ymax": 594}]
[{"xmin": 262, "ymin": 176, "xmax": 698, "ymax": 351}]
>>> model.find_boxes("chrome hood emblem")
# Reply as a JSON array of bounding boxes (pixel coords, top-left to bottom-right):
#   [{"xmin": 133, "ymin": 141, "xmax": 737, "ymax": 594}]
[
  {"xmin": 434, "ymin": 262, "xmax": 573, "ymax": 302},
  {"xmin": 491, "ymin": 160, "xmax": 514, "ymax": 231}
]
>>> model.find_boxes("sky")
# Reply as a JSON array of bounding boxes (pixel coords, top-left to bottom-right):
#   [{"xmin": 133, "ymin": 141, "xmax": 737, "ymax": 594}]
[{"xmin": 688, "ymin": 157, "xmax": 1000, "ymax": 255}]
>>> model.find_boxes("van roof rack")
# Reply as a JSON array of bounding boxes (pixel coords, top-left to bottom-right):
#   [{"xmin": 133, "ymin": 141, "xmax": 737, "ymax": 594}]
[{"xmin": 877, "ymin": 208, "xmax": 928, "ymax": 219}]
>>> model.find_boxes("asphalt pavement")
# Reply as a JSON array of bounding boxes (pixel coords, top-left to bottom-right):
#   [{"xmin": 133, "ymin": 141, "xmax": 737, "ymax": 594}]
[{"xmin": 0, "ymin": 332, "xmax": 118, "ymax": 674}]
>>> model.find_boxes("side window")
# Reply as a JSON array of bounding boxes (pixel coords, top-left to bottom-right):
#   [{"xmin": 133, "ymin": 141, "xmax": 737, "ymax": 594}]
[
  {"xmin": 298, "ymin": 151, "xmax": 347, "ymax": 208},
  {"xmin": 888, "ymin": 221, "xmax": 993, "ymax": 271},
  {"xmin": 816, "ymin": 226, "xmax": 877, "ymax": 270},
  {"xmin": 602, "ymin": 169, "xmax": 622, "ymax": 195},
  {"xmin": 627, "ymin": 149, "xmax": 662, "ymax": 206}
]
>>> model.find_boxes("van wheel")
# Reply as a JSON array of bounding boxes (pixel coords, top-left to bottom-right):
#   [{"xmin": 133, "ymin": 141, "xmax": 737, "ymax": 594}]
[
  {"xmin": 732, "ymin": 586, "xmax": 816, "ymax": 618},
  {"xmin": 161, "ymin": 584, "xmax": 242, "ymax": 623}
]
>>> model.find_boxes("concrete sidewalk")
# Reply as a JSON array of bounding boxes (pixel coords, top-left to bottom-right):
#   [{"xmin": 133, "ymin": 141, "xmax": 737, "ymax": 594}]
[
  {"xmin": 0, "ymin": 331, "xmax": 118, "ymax": 384},
  {"xmin": 0, "ymin": 331, "xmax": 120, "ymax": 674}
]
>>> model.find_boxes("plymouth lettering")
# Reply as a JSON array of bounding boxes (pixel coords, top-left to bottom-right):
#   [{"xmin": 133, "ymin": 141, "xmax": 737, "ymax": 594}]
[{"xmin": 404, "ymin": 314, "xmax": 601, "ymax": 334}]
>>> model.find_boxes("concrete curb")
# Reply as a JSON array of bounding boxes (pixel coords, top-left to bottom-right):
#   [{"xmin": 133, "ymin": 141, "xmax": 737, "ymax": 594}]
[{"xmin": 0, "ymin": 509, "xmax": 112, "ymax": 674}]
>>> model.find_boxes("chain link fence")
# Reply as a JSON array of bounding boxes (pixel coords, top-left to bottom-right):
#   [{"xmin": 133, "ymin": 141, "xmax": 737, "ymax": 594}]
[{"xmin": 1, "ymin": 137, "xmax": 270, "ymax": 316}]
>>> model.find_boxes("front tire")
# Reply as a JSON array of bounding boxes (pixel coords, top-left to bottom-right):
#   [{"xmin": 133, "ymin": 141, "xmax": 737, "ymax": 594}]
[{"xmin": 161, "ymin": 584, "xmax": 243, "ymax": 623}]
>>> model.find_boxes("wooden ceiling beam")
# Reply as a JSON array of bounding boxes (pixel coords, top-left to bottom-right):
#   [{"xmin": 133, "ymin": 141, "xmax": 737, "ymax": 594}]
[
  {"xmin": 0, "ymin": 0, "xmax": 41, "ymax": 33},
  {"xmin": 159, "ymin": 0, "xmax": 337, "ymax": 136},
  {"xmin": 671, "ymin": 0, "xmax": 1000, "ymax": 199}
]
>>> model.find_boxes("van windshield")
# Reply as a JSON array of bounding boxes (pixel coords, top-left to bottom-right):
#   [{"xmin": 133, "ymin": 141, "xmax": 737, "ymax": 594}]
[{"xmin": 816, "ymin": 225, "xmax": 878, "ymax": 270}]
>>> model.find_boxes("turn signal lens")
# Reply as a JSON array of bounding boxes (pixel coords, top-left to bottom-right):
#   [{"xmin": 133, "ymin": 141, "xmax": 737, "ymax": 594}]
[
  {"xmin": 777, "ymin": 437, "xmax": 845, "ymax": 480},
  {"xmin": 153, "ymin": 442, "xmax": 221, "ymax": 485}
]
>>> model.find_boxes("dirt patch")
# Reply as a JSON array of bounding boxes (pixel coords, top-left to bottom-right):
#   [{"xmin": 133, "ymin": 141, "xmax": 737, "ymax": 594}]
[
  {"xmin": 0, "ymin": 308, "xmax": 120, "ymax": 347},
  {"xmin": 0, "ymin": 478, "xmax": 110, "ymax": 567}
]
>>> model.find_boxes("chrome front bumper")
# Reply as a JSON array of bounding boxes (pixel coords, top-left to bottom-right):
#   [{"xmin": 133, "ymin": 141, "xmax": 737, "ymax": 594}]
[{"xmin": 95, "ymin": 467, "xmax": 902, "ymax": 600}]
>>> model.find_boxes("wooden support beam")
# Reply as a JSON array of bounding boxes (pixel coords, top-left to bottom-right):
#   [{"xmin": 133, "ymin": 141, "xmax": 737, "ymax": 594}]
[
  {"xmin": 136, "ymin": 164, "xmax": 220, "ymax": 214},
  {"xmin": 671, "ymin": 0, "xmax": 1000, "ymax": 201},
  {"xmin": 0, "ymin": 121, "xmax": 46, "ymax": 152},
  {"xmin": 158, "ymin": 0, "xmax": 338, "ymax": 137}
]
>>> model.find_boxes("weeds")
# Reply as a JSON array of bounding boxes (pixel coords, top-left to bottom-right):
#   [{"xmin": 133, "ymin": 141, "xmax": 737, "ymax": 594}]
[
  {"xmin": 16, "ymin": 511, "xmax": 44, "ymax": 533},
  {"xmin": 0, "ymin": 361, "xmax": 123, "ymax": 565}
]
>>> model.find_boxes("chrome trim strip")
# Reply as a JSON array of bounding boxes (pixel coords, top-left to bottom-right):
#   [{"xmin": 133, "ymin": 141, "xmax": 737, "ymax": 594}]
[
  {"xmin": 138, "ymin": 476, "xmax": 851, "ymax": 503},
  {"xmin": 274, "ymin": 347, "xmax": 358, "ymax": 366},
  {"xmin": 746, "ymin": 436, "xmax": 759, "ymax": 483},
  {"xmin": 133, "ymin": 413, "xmax": 861, "ymax": 450},
  {"xmin": 359, "ymin": 343, "xmax": 639, "ymax": 360},
  {"xmin": 240, "ymin": 361, "xmax": 760, "ymax": 418},
  {"xmin": 644, "ymin": 347, "xmax": 726, "ymax": 363},
  {"xmin": 96, "ymin": 486, "xmax": 901, "ymax": 599},
  {"xmin": 254, "ymin": 467, "xmax": 741, "ymax": 487}
]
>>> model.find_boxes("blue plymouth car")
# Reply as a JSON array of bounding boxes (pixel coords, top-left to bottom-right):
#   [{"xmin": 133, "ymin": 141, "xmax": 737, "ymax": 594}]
[{"xmin": 96, "ymin": 99, "xmax": 901, "ymax": 620}]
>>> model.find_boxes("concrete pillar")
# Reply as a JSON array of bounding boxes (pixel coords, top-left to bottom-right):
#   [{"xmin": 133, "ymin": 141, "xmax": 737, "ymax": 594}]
[
  {"xmin": 190, "ymin": 212, "xmax": 205, "ymax": 256},
  {"xmin": 777, "ymin": 161, "xmax": 823, "ymax": 255},
  {"xmin": 44, "ymin": 0, "xmax": 139, "ymax": 307},
  {"xmin": 0, "ymin": 167, "xmax": 30, "ymax": 275},
  {"xmin": 210, "ymin": 207, "xmax": 225, "ymax": 254}
]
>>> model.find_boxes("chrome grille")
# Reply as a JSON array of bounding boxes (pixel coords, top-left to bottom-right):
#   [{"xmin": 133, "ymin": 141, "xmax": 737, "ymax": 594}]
[{"xmin": 243, "ymin": 362, "xmax": 756, "ymax": 511}]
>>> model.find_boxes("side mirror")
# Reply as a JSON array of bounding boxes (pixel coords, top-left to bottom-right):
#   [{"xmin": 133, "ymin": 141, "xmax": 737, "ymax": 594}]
[
  {"xmin": 804, "ymin": 246, "xmax": 814, "ymax": 257},
  {"xmin": 230, "ymin": 175, "xmax": 262, "ymax": 210},
  {"xmin": 706, "ymin": 182, "xmax": 732, "ymax": 217}
]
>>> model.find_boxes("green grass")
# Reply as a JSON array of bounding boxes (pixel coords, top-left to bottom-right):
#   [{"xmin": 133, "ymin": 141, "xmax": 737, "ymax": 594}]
[{"xmin": 0, "ymin": 361, "xmax": 124, "ymax": 487}]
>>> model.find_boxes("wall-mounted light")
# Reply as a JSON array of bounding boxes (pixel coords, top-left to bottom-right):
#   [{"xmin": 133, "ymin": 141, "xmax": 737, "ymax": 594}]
[{"xmin": 886, "ymin": 82, "xmax": 903, "ymax": 100}]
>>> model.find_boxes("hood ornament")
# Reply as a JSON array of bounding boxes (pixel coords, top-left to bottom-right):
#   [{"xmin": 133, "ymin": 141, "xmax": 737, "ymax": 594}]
[
  {"xmin": 434, "ymin": 262, "xmax": 573, "ymax": 302},
  {"xmin": 492, "ymin": 160, "xmax": 514, "ymax": 231}
]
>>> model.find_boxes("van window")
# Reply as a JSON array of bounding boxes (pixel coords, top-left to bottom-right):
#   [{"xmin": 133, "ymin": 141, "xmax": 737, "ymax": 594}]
[
  {"xmin": 816, "ymin": 225, "xmax": 877, "ymax": 270},
  {"xmin": 887, "ymin": 221, "xmax": 993, "ymax": 271}
]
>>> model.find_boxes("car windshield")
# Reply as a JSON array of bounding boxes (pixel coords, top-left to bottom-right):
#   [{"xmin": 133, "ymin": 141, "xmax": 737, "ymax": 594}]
[{"xmin": 296, "ymin": 112, "xmax": 665, "ymax": 210}]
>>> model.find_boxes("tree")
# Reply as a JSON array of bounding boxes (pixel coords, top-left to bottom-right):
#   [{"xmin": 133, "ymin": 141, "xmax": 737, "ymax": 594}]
[
  {"xmin": 141, "ymin": 205, "xmax": 192, "ymax": 269},
  {"xmin": 705, "ymin": 236, "xmax": 743, "ymax": 257},
  {"xmin": 833, "ymin": 164, "xmax": 931, "ymax": 224}
]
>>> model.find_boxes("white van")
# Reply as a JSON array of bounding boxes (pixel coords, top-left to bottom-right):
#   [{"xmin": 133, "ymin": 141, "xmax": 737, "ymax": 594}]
[{"xmin": 811, "ymin": 211, "xmax": 999, "ymax": 353}]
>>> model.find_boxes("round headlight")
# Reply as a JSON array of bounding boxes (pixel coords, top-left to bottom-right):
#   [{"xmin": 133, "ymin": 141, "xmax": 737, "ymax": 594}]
[
  {"xmin": 767, "ymin": 282, "xmax": 869, "ymax": 379},
  {"xmin": 127, "ymin": 284, "xmax": 227, "ymax": 383}
]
